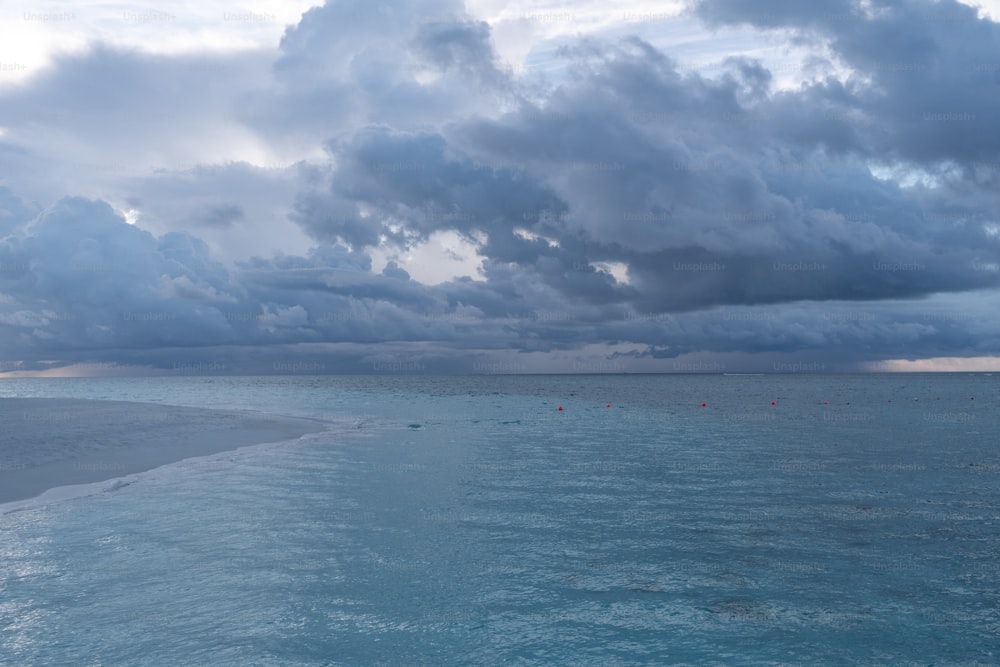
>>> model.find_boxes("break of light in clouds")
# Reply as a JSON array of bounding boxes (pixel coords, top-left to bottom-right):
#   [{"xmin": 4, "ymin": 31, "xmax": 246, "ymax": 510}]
[{"xmin": 1, "ymin": 0, "xmax": 999, "ymax": 376}]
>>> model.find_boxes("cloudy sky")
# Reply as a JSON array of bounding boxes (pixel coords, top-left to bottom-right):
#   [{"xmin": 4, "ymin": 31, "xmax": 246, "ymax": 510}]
[{"xmin": 1, "ymin": 0, "xmax": 999, "ymax": 375}]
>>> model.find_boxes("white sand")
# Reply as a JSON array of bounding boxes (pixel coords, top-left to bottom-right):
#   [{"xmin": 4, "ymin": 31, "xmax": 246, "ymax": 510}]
[{"xmin": 0, "ymin": 398, "xmax": 326, "ymax": 505}]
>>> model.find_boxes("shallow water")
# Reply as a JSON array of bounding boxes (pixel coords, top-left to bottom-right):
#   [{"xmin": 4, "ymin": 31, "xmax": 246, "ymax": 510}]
[{"xmin": 1, "ymin": 374, "xmax": 998, "ymax": 665}]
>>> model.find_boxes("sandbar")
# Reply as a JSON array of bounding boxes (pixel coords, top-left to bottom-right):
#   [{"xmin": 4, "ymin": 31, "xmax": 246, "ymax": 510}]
[{"xmin": 0, "ymin": 397, "xmax": 326, "ymax": 505}]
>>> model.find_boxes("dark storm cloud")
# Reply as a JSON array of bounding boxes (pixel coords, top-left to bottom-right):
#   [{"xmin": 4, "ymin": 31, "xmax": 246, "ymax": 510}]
[
  {"xmin": 294, "ymin": 127, "xmax": 567, "ymax": 247},
  {"xmin": 247, "ymin": 0, "xmax": 508, "ymax": 147},
  {"xmin": 1, "ymin": 0, "xmax": 999, "ymax": 373},
  {"xmin": 282, "ymin": 0, "xmax": 1000, "ymax": 367},
  {"xmin": 1, "ymin": 188, "xmax": 997, "ymax": 372},
  {"xmin": 0, "ymin": 194, "xmax": 576, "ymax": 367},
  {"xmin": 395, "ymin": 35, "xmax": 998, "ymax": 311},
  {"xmin": 695, "ymin": 0, "xmax": 1000, "ymax": 167}
]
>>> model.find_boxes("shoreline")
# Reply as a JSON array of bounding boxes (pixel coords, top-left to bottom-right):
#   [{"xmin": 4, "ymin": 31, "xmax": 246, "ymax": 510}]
[{"xmin": 0, "ymin": 397, "xmax": 328, "ymax": 507}]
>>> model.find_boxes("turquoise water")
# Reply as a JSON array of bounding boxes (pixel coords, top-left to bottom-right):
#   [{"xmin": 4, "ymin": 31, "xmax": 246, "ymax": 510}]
[{"xmin": 1, "ymin": 375, "xmax": 999, "ymax": 665}]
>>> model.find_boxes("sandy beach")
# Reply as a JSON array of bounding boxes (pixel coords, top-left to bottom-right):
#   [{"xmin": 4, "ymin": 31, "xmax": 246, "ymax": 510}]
[{"xmin": 0, "ymin": 397, "xmax": 326, "ymax": 505}]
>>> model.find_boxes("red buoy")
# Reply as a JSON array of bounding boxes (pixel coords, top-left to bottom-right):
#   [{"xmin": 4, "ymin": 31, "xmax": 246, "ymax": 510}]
[
  {"xmin": 557, "ymin": 406, "xmax": 563, "ymax": 411},
  {"xmin": 701, "ymin": 402, "xmax": 707, "ymax": 407},
  {"xmin": 607, "ymin": 404, "xmax": 611, "ymax": 408},
  {"xmin": 771, "ymin": 401, "xmax": 776, "ymax": 406}
]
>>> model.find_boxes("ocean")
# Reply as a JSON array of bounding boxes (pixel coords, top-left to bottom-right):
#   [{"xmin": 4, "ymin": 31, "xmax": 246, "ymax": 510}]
[{"xmin": 1, "ymin": 374, "xmax": 998, "ymax": 665}]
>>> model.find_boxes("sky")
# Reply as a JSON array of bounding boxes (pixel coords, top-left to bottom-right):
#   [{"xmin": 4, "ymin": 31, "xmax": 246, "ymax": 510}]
[{"xmin": 1, "ymin": 0, "xmax": 999, "ymax": 375}]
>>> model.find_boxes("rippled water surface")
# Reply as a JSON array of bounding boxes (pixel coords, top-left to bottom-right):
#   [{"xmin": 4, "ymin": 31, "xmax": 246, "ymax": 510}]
[{"xmin": 1, "ymin": 374, "xmax": 998, "ymax": 665}]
